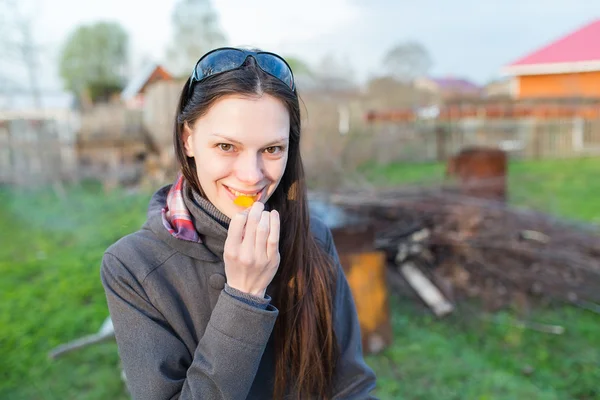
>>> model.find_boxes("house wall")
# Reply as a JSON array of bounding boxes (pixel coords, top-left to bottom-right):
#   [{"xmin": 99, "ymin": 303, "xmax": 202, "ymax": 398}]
[
  {"xmin": 484, "ymin": 78, "xmax": 514, "ymax": 98},
  {"xmin": 517, "ymin": 71, "xmax": 600, "ymax": 98},
  {"xmin": 139, "ymin": 67, "xmax": 173, "ymax": 95}
]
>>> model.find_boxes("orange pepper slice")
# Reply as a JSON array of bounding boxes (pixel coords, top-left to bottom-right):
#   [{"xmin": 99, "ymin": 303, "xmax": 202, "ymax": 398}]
[{"xmin": 233, "ymin": 195, "xmax": 256, "ymax": 208}]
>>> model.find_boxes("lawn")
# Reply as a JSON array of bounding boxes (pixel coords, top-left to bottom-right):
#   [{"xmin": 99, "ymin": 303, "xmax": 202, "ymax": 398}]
[
  {"xmin": 0, "ymin": 182, "xmax": 146, "ymax": 400},
  {"xmin": 1, "ymin": 157, "xmax": 599, "ymax": 399},
  {"xmin": 365, "ymin": 300, "xmax": 600, "ymax": 400}
]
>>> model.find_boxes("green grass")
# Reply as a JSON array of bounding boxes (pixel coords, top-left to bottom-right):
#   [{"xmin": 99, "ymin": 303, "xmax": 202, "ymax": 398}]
[
  {"xmin": 508, "ymin": 157, "xmax": 600, "ymax": 224},
  {"xmin": 360, "ymin": 156, "xmax": 600, "ymax": 224},
  {"xmin": 0, "ymin": 182, "xmax": 150, "ymax": 399},
  {"xmin": 360, "ymin": 160, "xmax": 447, "ymax": 187},
  {"xmin": 1, "ymin": 157, "xmax": 599, "ymax": 399},
  {"xmin": 366, "ymin": 300, "xmax": 600, "ymax": 400}
]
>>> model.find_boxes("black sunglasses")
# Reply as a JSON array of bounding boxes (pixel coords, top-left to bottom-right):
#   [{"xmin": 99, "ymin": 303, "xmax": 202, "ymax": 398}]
[{"xmin": 188, "ymin": 47, "xmax": 296, "ymax": 95}]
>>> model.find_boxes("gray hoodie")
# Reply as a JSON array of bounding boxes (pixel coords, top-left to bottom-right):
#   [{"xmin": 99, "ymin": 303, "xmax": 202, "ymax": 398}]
[{"xmin": 100, "ymin": 184, "xmax": 377, "ymax": 399}]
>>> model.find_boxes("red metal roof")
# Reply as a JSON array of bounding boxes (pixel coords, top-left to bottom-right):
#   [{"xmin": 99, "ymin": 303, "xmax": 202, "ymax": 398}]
[{"xmin": 508, "ymin": 19, "xmax": 600, "ymax": 66}]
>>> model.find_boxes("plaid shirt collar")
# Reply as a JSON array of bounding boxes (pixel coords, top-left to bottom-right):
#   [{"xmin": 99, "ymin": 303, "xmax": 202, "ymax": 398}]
[{"xmin": 161, "ymin": 174, "xmax": 201, "ymax": 243}]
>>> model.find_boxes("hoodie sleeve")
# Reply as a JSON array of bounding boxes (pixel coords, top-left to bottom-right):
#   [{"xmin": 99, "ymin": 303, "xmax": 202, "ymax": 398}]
[
  {"xmin": 321, "ymin": 226, "xmax": 379, "ymax": 399},
  {"xmin": 100, "ymin": 252, "xmax": 278, "ymax": 400}
]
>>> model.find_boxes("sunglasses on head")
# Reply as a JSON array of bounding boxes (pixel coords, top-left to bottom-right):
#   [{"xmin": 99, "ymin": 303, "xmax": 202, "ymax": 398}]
[{"xmin": 187, "ymin": 47, "xmax": 296, "ymax": 96}]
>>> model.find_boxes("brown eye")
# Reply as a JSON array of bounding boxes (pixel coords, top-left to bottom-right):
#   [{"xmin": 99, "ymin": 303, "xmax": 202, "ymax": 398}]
[
  {"xmin": 264, "ymin": 146, "xmax": 281, "ymax": 154},
  {"xmin": 218, "ymin": 143, "xmax": 233, "ymax": 152}
]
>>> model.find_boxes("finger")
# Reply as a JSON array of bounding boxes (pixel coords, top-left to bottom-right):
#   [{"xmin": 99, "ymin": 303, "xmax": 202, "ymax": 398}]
[
  {"xmin": 240, "ymin": 201, "xmax": 264, "ymax": 255},
  {"xmin": 255, "ymin": 211, "xmax": 271, "ymax": 257},
  {"xmin": 225, "ymin": 209, "xmax": 249, "ymax": 249},
  {"xmin": 267, "ymin": 210, "xmax": 280, "ymax": 263}
]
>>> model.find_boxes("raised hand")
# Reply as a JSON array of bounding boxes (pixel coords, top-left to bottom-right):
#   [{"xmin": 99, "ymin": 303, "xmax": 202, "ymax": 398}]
[{"xmin": 223, "ymin": 201, "xmax": 280, "ymax": 297}]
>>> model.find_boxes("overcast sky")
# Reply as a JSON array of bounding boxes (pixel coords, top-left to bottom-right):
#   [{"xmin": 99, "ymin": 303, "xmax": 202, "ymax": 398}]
[{"xmin": 14, "ymin": 0, "xmax": 600, "ymax": 91}]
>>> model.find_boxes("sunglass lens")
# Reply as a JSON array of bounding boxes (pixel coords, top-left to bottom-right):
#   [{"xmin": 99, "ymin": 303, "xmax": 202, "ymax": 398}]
[
  {"xmin": 195, "ymin": 49, "xmax": 247, "ymax": 81},
  {"xmin": 255, "ymin": 54, "xmax": 294, "ymax": 90}
]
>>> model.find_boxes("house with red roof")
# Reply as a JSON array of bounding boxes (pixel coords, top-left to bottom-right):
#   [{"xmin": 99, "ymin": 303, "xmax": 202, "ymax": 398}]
[
  {"xmin": 121, "ymin": 62, "xmax": 173, "ymax": 109},
  {"xmin": 503, "ymin": 19, "xmax": 600, "ymax": 99}
]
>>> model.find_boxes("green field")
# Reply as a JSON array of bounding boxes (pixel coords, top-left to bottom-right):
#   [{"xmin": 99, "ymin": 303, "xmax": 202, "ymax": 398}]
[{"xmin": 1, "ymin": 157, "xmax": 599, "ymax": 399}]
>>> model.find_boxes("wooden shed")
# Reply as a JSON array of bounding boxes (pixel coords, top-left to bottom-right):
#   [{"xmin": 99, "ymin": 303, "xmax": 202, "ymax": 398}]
[{"xmin": 121, "ymin": 63, "xmax": 173, "ymax": 109}]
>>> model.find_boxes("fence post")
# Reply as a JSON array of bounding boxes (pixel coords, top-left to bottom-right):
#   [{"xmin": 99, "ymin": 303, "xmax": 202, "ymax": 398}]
[
  {"xmin": 435, "ymin": 124, "xmax": 447, "ymax": 162},
  {"xmin": 572, "ymin": 116, "xmax": 584, "ymax": 153},
  {"xmin": 531, "ymin": 121, "xmax": 542, "ymax": 160}
]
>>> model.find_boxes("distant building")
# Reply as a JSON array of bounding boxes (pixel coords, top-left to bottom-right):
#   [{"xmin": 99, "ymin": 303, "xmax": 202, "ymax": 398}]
[
  {"xmin": 121, "ymin": 63, "xmax": 173, "ymax": 109},
  {"xmin": 503, "ymin": 19, "xmax": 600, "ymax": 99},
  {"xmin": 414, "ymin": 76, "xmax": 482, "ymax": 101},
  {"xmin": 483, "ymin": 78, "xmax": 514, "ymax": 99}
]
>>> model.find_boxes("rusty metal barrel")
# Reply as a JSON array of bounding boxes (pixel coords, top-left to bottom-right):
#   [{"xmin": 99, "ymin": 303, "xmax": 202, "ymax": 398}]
[
  {"xmin": 446, "ymin": 146, "xmax": 508, "ymax": 201},
  {"xmin": 310, "ymin": 198, "xmax": 393, "ymax": 354}
]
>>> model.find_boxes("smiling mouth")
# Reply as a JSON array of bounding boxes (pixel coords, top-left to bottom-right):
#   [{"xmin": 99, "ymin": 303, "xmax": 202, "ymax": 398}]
[
  {"xmin": 229, "ymin": 188, "xmax": 261, "ymax": 197},
  {"xmin": 224, "ymin": 185, "xmax": 265, "ymax": 205}
]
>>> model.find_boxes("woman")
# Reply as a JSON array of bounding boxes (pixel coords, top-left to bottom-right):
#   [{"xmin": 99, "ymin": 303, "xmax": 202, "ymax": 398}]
[{"xmin": 101, "ymin": 47, "xmax": 377, "ymax": 399}]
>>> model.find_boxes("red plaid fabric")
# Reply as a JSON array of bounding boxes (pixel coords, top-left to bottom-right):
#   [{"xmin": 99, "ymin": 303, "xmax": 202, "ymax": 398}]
[{"xmin": 161, "ymin": 173, "xmax": 201, "ymax": 243}]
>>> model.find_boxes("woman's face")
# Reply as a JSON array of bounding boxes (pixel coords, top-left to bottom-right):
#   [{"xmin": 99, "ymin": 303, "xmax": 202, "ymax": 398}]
[{"xmin": 182, "ymin": 94, "xmax": 290, "ymax": 219}]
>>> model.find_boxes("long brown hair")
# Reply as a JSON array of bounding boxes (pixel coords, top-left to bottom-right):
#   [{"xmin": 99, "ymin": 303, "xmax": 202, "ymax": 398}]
[{"xmin": 173, "ymin": 54, "xmax": 339, "ymax": 399}]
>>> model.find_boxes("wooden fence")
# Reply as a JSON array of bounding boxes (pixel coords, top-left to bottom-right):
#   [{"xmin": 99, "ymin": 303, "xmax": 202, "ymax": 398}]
[
  {"xmin": 341, "ymin": 117, "xmax": 600, "ymax": 167},
  {"xmin": 7, "ymin": 81, "xmax": 598, "ymax": 189},
  {"xmin": 0, "ymin": 114, "xmax": 78, "ymax": 186}
]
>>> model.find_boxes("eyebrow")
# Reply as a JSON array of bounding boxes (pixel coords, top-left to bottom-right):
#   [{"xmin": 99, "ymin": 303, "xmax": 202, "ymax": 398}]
[{"xmin": 210, "ymin": 134, "xmax": 289, "ymax": 147}]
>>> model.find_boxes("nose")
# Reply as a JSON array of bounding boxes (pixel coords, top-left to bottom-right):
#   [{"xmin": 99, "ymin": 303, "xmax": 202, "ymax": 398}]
[{"xmin": 235, "ymin": 152, "xmax": 264, "ymax": 185}]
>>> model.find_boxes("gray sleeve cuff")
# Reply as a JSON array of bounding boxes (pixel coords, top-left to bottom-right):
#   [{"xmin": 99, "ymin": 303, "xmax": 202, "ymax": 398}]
[{"xmin": 224, "ymin": 283, "xmax": 271, "ymax": 310}]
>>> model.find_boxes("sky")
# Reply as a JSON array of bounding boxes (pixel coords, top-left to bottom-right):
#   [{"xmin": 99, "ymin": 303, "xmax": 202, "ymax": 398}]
[{"xmin": 8, "ymin": 0, "xmax": 600, "ymax": 92}]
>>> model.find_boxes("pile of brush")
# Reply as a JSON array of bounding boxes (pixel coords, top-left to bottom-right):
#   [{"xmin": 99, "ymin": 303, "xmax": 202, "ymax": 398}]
[{"xmin": 328, "ymin": 186, "xmax": 600, "ymax": 313}]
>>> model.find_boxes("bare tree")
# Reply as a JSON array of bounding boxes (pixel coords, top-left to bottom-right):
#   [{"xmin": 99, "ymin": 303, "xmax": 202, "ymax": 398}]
[
  {"xmin": 165, "ymin": 0, "xmax": 227, "ymax": 77},
  {"xmin": 319, "ymin": 54, "xmax": 354, "ymax": 79},
  {"xmin": 383, "ymin": 41, "xmax": 433, "ymax": 83},
  {"xmin": 0, "ymin": 0, "xmax": 44, "ymax": 108}
]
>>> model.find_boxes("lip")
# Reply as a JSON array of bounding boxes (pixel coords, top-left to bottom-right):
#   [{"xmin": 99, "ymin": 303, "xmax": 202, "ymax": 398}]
[{"xmin": 223, "ymin": 184, "xmax": 265, "ymax": 203}]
